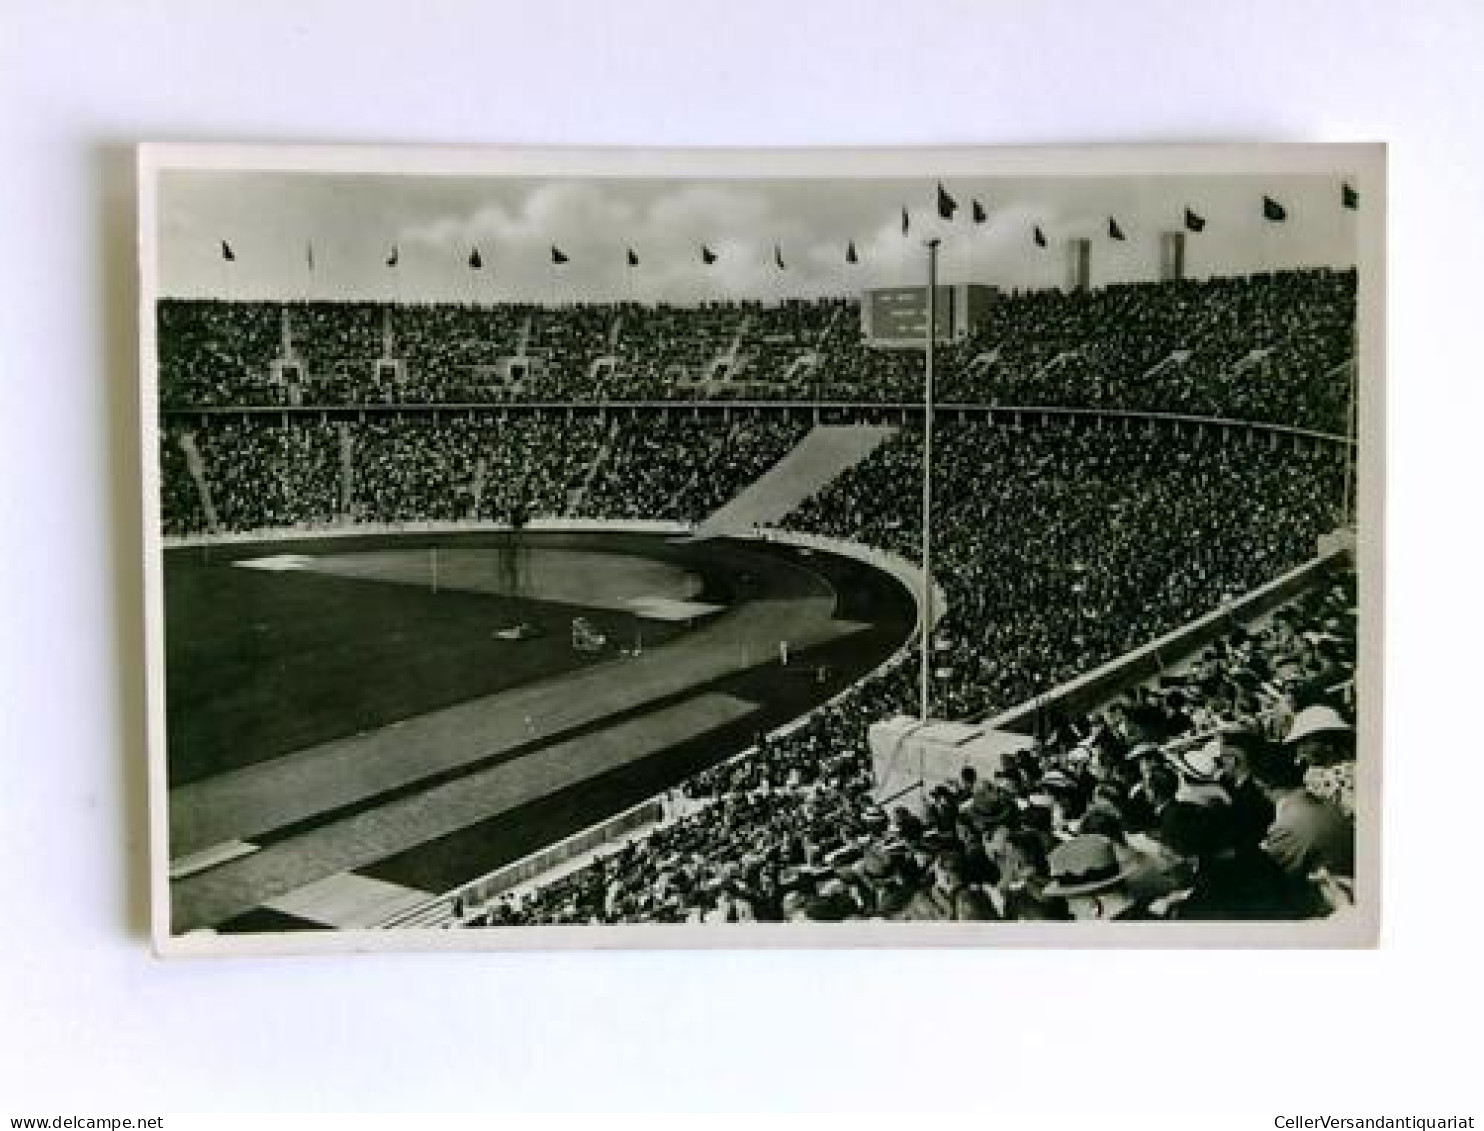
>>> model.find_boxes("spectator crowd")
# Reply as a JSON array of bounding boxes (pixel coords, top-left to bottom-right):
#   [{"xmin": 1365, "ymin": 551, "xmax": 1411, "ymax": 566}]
[
  {"xmin": 157, "ymin": 271, "xmax": 1360, "ymax": 925},
  {"xmin": 160, "ymin": 412, "xmax": 809, "ymax": 535},
  {"xmin": 157, "ymin": 268, "xmax": 1354, "ymax": 431},
  {"xmin": 467, "ymin": 568, "xmax": 1357, "ymax": 925}
]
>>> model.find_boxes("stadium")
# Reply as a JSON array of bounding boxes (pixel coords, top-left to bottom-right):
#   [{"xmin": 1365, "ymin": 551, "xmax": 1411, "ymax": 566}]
[{"xmin": 151, "ymin": 166, "xmax": 1365, "ymax": 933}]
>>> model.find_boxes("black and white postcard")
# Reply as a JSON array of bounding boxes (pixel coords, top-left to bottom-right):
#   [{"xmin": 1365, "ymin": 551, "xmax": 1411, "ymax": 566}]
[{"xmin": 138, "ymin": 143, "xmax": 1383, "ymax": 953}]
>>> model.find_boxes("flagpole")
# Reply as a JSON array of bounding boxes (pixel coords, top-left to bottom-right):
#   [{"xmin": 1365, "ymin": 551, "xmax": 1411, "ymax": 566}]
[
  {"xmin": 1347, "ymin": 356, "xmax": 1359, "ymax": 528},
  {"xmin": 1341, "ymin": 322, "xmax": 1359, "ymax": 528},
  {"xmin": 921, "ymin": 238, "xmax": 939, "ymax": 722}
]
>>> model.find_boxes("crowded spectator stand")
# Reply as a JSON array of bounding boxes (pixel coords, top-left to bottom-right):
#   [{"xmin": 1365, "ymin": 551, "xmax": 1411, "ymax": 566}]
[
  {"xmin": 157, "ymin": 268, "xmax": 1355, "ymax": 432},
  {"xmin": 156, "ymin": 268, "xmax": 1360, "ymax": 926}
]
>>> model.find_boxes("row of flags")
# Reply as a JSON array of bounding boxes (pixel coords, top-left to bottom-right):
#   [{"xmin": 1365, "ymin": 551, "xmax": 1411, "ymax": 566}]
[
  {"xmin": 220, "ymin": 237, "xmax": 862, "ymax": 269},
  {"xmin": 928, "ymin": 180, "xmax": 1356, "ymax": 236},
  {"xmin": 217, "ymin": 181, "xmax": 1360, "ymax": 268}
]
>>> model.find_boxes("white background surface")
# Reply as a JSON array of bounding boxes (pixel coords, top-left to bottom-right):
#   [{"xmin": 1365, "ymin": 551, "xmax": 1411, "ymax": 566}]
[{"xmin": 1, "ymin": 0, "xmax": 1480, "ymax": 1113}]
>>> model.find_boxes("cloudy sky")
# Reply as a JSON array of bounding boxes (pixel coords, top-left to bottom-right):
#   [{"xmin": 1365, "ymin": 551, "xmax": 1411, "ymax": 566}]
[{"xmin": 157, "ymin": 170, "xmax": 1360, "ymax": 303}]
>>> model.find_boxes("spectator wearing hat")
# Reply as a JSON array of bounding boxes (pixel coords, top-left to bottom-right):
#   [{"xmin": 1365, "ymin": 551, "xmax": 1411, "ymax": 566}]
[
  {"xmin": 1248, "ymin": 743, "xmax": 1354, "ymax": 879},
  {"xmin": 1042, "ymin": 834, "xmax": 1152, "ymax": 920},
  {"xmin": 1284, "ymin": 704, "xmax": 1356, "ymax": 818},
  {"xmin": 1168, "ymin": 740, "xmax": 1233, "ymax": 808},
  {"xmin": 1080, "ymin": 803, "xmax": 1186, "ymax": 906}
]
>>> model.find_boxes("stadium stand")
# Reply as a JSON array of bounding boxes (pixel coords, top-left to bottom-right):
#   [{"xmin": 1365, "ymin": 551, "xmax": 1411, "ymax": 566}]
[
  {"xmin": 579, "ymin": 415, "xmax": 809, "ymax": 524},
  {"xmin": 157, "ymin": 267, "xmax": 1354, "ymax": 430},
  {"xmin": 464, "ymin": 564, "xmax": 1357, "ymax": 926},
  {"xmin": 194, "ymin": 418, "xmax": 341, "ymax": 532},
  {"xmin": 158, "ymin": 264, "xmax": 1359, "ymax": 925},
  {"xmin": 159, "ymin": 429, "xmax": 210, "ymax": 535}
]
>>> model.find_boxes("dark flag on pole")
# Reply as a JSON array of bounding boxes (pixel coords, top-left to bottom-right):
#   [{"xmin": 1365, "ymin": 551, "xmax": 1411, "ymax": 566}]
[
  {"xmin": 1263, "ymin": 195, "xmax": 1287, "ymax": 222},
  {"xmin": 1033, "ymin": 226, "xmax": 1047, "ymax": 248},
  {"xmin": 386, "ymin": 245, "xmax": 399, "ymax": 267},
  {"xmin": 1109, "ymin": 216, "xmax": 1125, "ymax": 241},
  {"xmin": 901, "ymin": 207, "xmax": 910, "ymax": 236},
  {"xmin": 701, "ymin": 246, "xmax": 717, "ymax": 265},
  {"xmin": 972, "ymin": 199, "xmax": 987, "ymax": 224},
  {"xmin": 469, "ymin": 247, "xmax": 483, "ymax": 270},
  {"xmin": 774, "ymin": 243, "xmax": 786, "ymax": 270},
  {"xmin": 626, "ymin": 248, "xmax": 639, "ymax": 267},
  {"xmin": 551, "ymin": 246, "xmax": 569, "ymax": 265},
  {"xmin": 846, "ymin": 240, "xmax": 858, "ymax": 264},
  {"xmin": 937, "ymin": 183, "xmax": 958, "ymax": 220},
  {"xmin": 1342, "ymin": 183, "xmax": 1359, "ymax": 210},
  {"xmin": 220, "ymin": 240, "xmax": 235, "ymax": 262},
  {"xmin": 1184, "ymin": 207, "xmax": 1206, "ymax": 233},
  {"xmin": 306, "ymin": 242, "xmax": 315, "ymax": 272}
]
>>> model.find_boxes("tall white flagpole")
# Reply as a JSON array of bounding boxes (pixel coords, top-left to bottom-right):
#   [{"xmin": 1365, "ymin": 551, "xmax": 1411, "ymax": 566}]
[
  {"xmin": 1341, "ymin": 322, "xmax": 1359, "ymax": 527},
  {"xmin": 921, "ymin": 238, "xmax": 940, "ymax": 722}
]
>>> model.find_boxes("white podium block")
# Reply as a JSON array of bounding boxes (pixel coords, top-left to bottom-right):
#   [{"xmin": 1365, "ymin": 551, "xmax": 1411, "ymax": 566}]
[{"xmin": 868, "ymin": 715, "xmax": 1037, "ymax": 813}]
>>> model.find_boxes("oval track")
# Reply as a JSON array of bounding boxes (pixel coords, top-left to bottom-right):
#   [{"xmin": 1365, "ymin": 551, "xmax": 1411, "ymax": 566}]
[{"xmin": 164, "ymin": 530, "xmax": 915, "ymax": 932}]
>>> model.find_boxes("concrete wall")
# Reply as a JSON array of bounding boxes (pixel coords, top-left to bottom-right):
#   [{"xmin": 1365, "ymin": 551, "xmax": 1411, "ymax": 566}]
[{"xmin": 379, "ymin": 798, "xmax": 665, "ymax": 929}]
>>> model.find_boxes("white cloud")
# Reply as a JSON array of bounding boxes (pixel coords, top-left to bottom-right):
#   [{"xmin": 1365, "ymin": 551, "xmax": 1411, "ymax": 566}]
[{"xmin": 159, "ymin": 170, "xmax": 1360, "ymax": 302}]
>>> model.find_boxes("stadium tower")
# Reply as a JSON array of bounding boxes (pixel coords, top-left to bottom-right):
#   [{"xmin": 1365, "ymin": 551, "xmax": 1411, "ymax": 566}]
[
  {"xmin": 1067, "ymin": 237, "xmax": 1092, "ymax": 292},
  {"xmin": 1160, "ymin": 231, "xmax": 1187, "ymax": 282}
]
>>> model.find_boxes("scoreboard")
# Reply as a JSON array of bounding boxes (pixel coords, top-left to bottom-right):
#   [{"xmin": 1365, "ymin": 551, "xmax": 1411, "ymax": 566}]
[
  {"xmin": 861, "ymin": 283, "xmax": 997, "ymax": 346},
  {"xmin": 867, "ymin": 286, "xmax": 955, "ymax": 341}
]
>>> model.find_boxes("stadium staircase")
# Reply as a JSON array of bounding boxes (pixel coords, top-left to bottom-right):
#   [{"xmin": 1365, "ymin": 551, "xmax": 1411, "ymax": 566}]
[
  {"xmin": 337, "ymin": 422, "xmax": 355, "ymax": 519},
  {"xmin": 705, "ymin": 315, "xmax": 750, "ymax": 383},
  {"xmin": 1231, "ymin": 346, "xmax": 1275, "ymax": 376},
  {"xmin": 177, "ymin": 431, "xmax": 221, "ymax": 533},
  {"xmin": 1322, "ymin": 356, "xmax": 1357, "ymax": 383},
  {"xmin": 819, "ymin": 304, "xmax": 844, "ymax": 344},
  {"xmin": 695, "ymin": 423, "xmax": 897, "ymax": 536},
  {"xmin": 471, "ymin": 455, "xmax": 488, "ymax": 519},
  {"xmin": 1034, "ymin": 349, "xmax": 1081, "ymax": 380},
  {"xmin": 967, "ymin": 347, "xmax": 1003, "ymax": 378},
  {"xmin": 1141, "ymin": 349, "xmax": 1192, "ymax": 381},
  {"xmin": 781, "ymin": 353, "xmax": 819, "ymax": 383}
]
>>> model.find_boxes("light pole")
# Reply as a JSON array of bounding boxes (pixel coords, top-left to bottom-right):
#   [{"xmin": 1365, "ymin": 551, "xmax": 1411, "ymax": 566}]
[{"xmin": 920, "ymin": 239, "xmax": 940, "ymax": 722}]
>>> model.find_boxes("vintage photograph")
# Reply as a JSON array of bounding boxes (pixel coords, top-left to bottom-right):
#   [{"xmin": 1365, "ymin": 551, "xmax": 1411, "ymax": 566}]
[{"xmin": 139, "ymin": 144, "xmax": 1382, "ymax": 952}]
